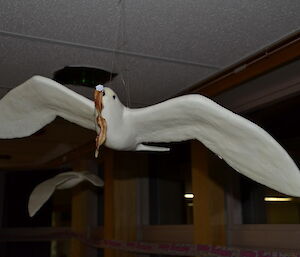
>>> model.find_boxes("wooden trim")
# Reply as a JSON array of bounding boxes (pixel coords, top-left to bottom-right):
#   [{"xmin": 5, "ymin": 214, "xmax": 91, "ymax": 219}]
[
  {"xmin": 70, "ymin": 160, "xmax": 99, "ymax": 257},
  {"xmin": 0, "ymin": 172, "xmax": 4, "ymax": 228},
  {"xmin": 46, "ymin": 141, "xmax": 97, "ymax": 167},
  {"xmin": 215, "ymin": 73, "xmax": 300, "ymax": 113},
  {"xmin": 191, "ymin": 141, "xmax": 226, "ymax": 245},
  {"xmin": 225, "ymin": 171, "xmax": 242, "ymax": 227},
  {"xmin": 103, "ymin": 149, "xmax": 114, "ymax": 237},
  {"xmin": 0, "ymin": 141, "xmax": 99, "ymax": 171},
  {"xmin": 226, "ymin": 166, "xmax": 300, "ymax": 250},
  {"xmin": 228, "ymin": 224, "xmax": 300, "ymax": 251},
  {"xmin": 103, "ymin": 149, "xmax": 114, "ymax": 257},
  {"xmin": 0, "ymin": 226, "xmax": 104, "ymax": 242},
  {"xmin": 141, "ymin": 225, "xmax": 193, "ymax": 243},
  {"xmin": 183, "ymin": 31, "xmax": 300, "ymax": 97},
  {"xmin": 0, "ymin": 227, "xmax": 72, "ymax": 241}
]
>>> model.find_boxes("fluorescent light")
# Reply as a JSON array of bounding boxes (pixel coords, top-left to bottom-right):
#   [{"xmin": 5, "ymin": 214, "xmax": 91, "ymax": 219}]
[
  {"xmin": 184, "ymin": 193, "xmax": 194, "ymax": 199},
  {"xmin": 264, "ymin": 197, "xmax": 293, "ymax": 202}
]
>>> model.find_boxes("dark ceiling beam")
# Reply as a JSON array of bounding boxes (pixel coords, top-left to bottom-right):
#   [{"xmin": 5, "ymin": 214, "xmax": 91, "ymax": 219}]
[
  {"xmin": 0, "ymin": 141, "xmax": 98, "ymax": 171},
  {"xmin": 184, "ymin": 31, "xmax": 300, "ymax": 97},
  {"xmin": 45, "ymin": 140, "xmax": 99, "ymax": 167},
  {"xmin": 0, "ymin": 227, "xmax": 73, "ymax": 242}
]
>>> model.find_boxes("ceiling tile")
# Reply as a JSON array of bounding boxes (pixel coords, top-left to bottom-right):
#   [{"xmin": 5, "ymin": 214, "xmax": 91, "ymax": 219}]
[
  {"xmin": 0, "ymin": 35, "xmax": 216, "ymax": 106},
  {"xmin": 1, "ymin": 0, "xmax": 299, "ymax": 68}
]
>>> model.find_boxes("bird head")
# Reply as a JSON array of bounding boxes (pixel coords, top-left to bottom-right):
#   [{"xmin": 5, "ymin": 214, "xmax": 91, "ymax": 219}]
[
  {"xmin": 102, "ymin": 87, "xmax": 123, "ymax": 111},
  {"xmin": 94, "ymin": 86, "xmax": 124, "ymax": 157}
]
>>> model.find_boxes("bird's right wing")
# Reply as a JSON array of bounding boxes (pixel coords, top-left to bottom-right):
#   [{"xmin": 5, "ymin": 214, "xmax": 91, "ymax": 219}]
[
  {"xmin": 128, "ymin": 94, "xmax": 300, "ymax": 196},
  {"xmin": 0, "ymin": 76, "xmax": 95, "ymax": 139}
]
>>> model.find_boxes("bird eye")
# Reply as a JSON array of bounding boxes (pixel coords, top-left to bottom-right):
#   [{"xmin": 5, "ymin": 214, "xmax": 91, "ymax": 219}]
[{"xmin": 113, "ymin": 95, "xmax": 116, "ymax": 100}]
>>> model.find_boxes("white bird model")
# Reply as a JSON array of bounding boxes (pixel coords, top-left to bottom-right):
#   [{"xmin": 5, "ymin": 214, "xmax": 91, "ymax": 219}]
[
  {"xmin": 28, "ymin": 171, "xmax": 103, "ymax": 217},
  {"xmin": 1, "ymin": 76, "xmax": 300, "ymax": 196}
]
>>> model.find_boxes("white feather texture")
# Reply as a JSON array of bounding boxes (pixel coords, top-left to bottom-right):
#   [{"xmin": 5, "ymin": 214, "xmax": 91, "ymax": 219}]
[
  {"xmin": 28, "ymin": 171, "xmax": 103, "ymax": 217},
  {"xmin": 1, "ymin": 76, "xmax": 300, "ymax": 197},
  {"xmin": 101, "ymin": 88, "xmax": 300, "ymax": 197},
  {"xmin": 0, "ymin": 76, "xmax": 95, "ymax": 138},
  {"xmin": 139, "ymin": 97, "xmax": 299, "ymax": 196}
]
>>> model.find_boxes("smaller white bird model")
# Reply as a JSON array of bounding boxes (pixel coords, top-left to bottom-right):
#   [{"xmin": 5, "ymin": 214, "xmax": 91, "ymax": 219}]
[
  {"xmin": 28, "ymin": 171, "xmax": 103, "ymax": 217},
  {"xmin": 1, "ymin": 76, "xmax": 300, "ymax": 196}
]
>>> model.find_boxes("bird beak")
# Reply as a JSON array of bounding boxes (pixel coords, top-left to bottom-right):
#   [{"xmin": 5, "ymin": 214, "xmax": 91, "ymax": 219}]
[{"xmin": 94, "ymin": 86, "xmax": 107, "ymax": 157}]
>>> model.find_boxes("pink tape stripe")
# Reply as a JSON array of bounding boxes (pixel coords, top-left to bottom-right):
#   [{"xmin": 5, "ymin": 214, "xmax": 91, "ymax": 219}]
[
  {"xmin": 5, "ymin": 230, "xmax": 299, "ymax": 257},
  {"xmin": 73, "ymin": 235, "xmax": 299, "ymax": 257}
]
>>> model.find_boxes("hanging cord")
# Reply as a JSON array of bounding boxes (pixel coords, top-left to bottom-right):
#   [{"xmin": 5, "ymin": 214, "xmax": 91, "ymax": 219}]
[{"xmin": 109, "ymin": 0, "xmax": 131, "ymax": 107}]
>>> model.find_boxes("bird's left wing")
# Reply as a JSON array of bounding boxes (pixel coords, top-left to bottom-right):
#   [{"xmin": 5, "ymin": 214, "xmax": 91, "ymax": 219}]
[
  {"xmin": 28, "ymin": 173, "xmax": 77, "ymax": 217},
  {"xmin": 127, "ymin": 94, "xmax": 300, "ymax": 196},
  {"xmin": 84, "ymin": 173, "xmax": 104, "ymax": 187},
  {"xmin": 28, "ymin": 171, "xmax": 103, "ymax": 217},
  {"xmin": 0, "ymin": 76, "xmax": 95, "ymax": 139}
]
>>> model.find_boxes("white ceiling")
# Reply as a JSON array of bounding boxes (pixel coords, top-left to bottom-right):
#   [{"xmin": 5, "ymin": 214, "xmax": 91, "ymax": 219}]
[{"xmin": 0, "ymin": 0, "xmax": 300, "ymax": 107}]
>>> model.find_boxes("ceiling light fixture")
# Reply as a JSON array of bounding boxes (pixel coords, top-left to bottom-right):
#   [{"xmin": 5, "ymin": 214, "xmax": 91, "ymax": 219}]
[
  {"xmin": 184, "ymin": 193, "xmax": 194, "ymax": 199},
  {"xmin": 53, "ymin": 66, "xmax": 117, "ymax": 88},
  {"xmin": 264, "ymin": 197, "xmax": 293, "ymax": 202}
]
